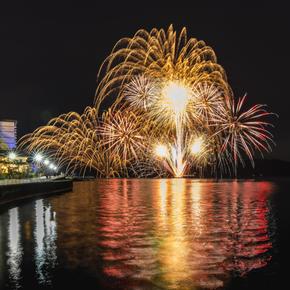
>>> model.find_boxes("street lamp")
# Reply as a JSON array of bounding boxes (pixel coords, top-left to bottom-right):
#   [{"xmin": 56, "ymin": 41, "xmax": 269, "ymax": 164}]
[
  {"xmin": 34, "ymin": 153, "xmax": 44, "ymax": 162},
  {"xmin": 8, "ymin": 152, "xmax": 17, "ymax": 161}
]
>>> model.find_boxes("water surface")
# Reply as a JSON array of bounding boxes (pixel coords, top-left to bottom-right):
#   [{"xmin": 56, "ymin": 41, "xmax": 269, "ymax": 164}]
[{"xmin": 0, "ymin": 179, "xmax": 288, "ymax": 289}]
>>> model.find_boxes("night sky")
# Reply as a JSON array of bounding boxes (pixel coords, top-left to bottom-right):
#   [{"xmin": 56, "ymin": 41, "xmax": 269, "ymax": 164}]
[{"xmin": 0, "ymin": 1, "xmax": 289, "ymax": 160}]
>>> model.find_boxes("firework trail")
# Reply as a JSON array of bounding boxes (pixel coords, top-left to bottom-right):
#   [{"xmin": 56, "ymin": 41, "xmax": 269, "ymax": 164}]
[{"xmin": 20, "ymin": 26, "xmax": 275, "ymax": 177}]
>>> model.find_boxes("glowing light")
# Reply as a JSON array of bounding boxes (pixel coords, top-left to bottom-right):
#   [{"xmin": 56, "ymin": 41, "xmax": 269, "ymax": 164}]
[
  {"xmin": 191, "ymin": 137, "xmax": 204, "ymax": 154},
  {"xmin": 48, "ymin": 164, "xmax": 56, "ymax": 170},
  {"xmin": 20, "ymin": 26, "xmax": 276, "ymax": 178},
  {"xmin": 8, "ymin": 152, "xmax": 17, "ymax": 160},
  {"xmin": 43, "ymin": 159, "xmax": 50, "ymax": 166},
  {"xmin": 34, "ymin": 153, "xmax": 43, "ymax": 162},
  {"xmin": 155, "ymin": 145, "xmax": 168, "ymax": 158},
  {"xmin": 162, "ymin": 81, "xmax": 191, "ymax": 115},
  {"xmin": 171, "ymin": 147, "xmax": 177, "ymax": 161}
]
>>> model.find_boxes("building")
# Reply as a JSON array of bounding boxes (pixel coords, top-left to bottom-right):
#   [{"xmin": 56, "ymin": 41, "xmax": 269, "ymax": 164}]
[
  {"xmin": 0, "ymin": 120, "xmax": 17, "ymax": 150},
  {"xmin": 0, "ymin": 155, "xmax": 30, "ymax": 177},
  {"xmin": 0, "ymin": 119, "xmax": 31, "ymax": 178}
]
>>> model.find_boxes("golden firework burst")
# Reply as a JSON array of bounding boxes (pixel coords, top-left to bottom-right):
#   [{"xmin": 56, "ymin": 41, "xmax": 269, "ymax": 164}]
[{"xmin": 20, "ymin": 25, "xmax": 275, "ymax": 178}]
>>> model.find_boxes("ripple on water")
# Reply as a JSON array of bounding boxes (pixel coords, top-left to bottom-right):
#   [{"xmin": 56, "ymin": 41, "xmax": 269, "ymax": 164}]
[{"xmin": 0, "ymin": 179, "xmax": 277, "ymax": 290}]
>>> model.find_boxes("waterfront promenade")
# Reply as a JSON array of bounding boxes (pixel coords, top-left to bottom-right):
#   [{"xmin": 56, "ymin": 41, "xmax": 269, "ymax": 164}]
[
  {"xmin": 0, "ymin": 175, "xmax": 72, "ymax": 206},
  {"xmin": 0, "ymin": 175, "xmax": 65, "ymax": 186}
]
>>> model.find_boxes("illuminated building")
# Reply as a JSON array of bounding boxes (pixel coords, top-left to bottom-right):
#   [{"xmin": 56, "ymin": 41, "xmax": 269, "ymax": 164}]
[
  {"xmin": 0, "ymin": 120, "xmax": 17, "ymax": 150},
  {"xmin": 0, "ymin": 154, "xmax": 30, "ymax": 177},
  {"xmin": 0, "ymin": 119, "xmax": 31, "ymax": 177}
]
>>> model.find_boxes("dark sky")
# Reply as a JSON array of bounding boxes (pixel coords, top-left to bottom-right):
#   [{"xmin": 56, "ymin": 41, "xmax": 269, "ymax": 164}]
[{"xmin": 0, "ymin": 1, "xmax": 289, "ymax": 160}]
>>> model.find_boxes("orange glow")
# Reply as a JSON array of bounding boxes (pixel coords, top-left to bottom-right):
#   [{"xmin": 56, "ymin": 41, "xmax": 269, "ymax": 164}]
[{"xmin": 50, "ymin": 179, "xmax": 275, "ymax": 289}]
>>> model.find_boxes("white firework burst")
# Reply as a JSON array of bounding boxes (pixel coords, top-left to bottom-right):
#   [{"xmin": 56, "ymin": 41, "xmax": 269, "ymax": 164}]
[
  {"xmin": 191, "ymin": 82, "xmax": 225, "ymax": 121},
  {"xmin": 123, "ymin": 75, "xmax": 159, "ymax": 110}
]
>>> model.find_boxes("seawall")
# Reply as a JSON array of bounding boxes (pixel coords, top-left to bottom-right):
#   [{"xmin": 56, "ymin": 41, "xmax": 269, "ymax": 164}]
[{"xmin": 0, "ymin": 179, "xmax": 73, "ymax": 206}]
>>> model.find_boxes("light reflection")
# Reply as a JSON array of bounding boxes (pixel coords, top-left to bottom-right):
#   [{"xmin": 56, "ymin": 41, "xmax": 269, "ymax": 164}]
[
  {"xmin": 35, "ymin": 199, "xmax": 45, "ymax": 282},
  {"xmin": 0, "ymin": 179, "xmax": 276, "ymax": 290},
  {"xmin": 190, "ymin": 182, "xmax": 202, "ymax": 235},
  {"xmin": 7, "ymin": 207, "xmax": 22, "ymax": 289},
  {"xmin": 0, "ymin": 216, "xmax": 4, "ymax": 286},
  {"xmin": 34, "ymin": 199, "xmax": 57, "ymax": 284},
  {"xmin": 159, "ymin": 179, "xmax": 191, "ymax": 287},
  {"xmin": 97, "ymin": 179, "xmax": 158, "ymax": 280},
  {"xmin": 92, "ymin": 179, "xmax": 275, "ymax": 289},
  {"xmin": 156, "ymin": 179, "xmax": 168, "ymax": 230}
]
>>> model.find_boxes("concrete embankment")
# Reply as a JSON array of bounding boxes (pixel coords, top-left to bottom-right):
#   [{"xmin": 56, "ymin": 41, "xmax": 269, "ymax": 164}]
[{"xmin": 0, "ymin": 179, "xmax": 73, "ymax": 206}]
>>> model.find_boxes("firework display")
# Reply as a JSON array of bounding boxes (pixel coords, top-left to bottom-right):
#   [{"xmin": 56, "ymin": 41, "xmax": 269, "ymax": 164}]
[{"xmin": 20, "ymin": 26, "xmax": 275, "ymax": 177}]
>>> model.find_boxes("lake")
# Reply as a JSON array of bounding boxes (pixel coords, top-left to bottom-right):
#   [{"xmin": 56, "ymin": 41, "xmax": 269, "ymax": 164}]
[{"xmin": 0, "ymin": 179, "xmax": 289, "ymax": 290}]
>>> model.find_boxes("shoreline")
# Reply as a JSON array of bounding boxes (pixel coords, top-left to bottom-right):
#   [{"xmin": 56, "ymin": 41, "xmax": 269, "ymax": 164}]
[{"xmin": 0, "ymin": 178, "xmax": 73, "ymax": 207}]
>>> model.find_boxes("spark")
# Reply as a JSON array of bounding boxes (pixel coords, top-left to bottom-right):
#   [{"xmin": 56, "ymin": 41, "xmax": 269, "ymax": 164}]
[
  {"xmin": 161, "ymin": 81, "xmax": 191, "ymax": 115},
  {"xmin": 100, "ymin": 109, "xmax": 148, "ymax": 163},
  {"xmin": 20, "ymin": 26, "xmax": 276, "ymax": 178},
  {"xmin": 155, "ymin": 144, "xmax": 168, "ymax": 158},
  {"xmin": 124, "ymin": 75, "xmax": 158, "ymax": 110},
  {"xmin": 191, "ymin": 137, "xmax": 204, "ymax": 155},
  {"xmin": 212, "ymin": 95, "xmax": 275, "ymax": 171}
]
